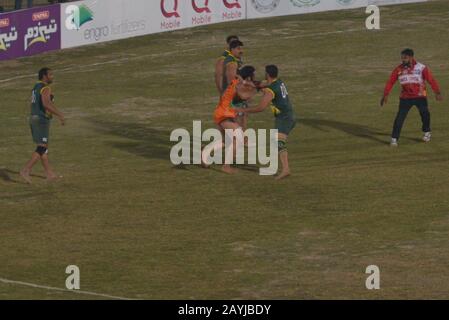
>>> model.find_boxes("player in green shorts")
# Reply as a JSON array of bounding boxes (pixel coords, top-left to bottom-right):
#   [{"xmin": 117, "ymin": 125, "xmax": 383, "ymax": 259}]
[
  {"xmin": 222, "ymin": 40, "xmax": 250, "ymax": 132},
  {"xmin": 20, "ymin": 68, "xmax": 65, "ymax": 184},
  {"xmin": 235, "ymin": 65, "xmax": 296, "ymax": 180},
  {"xmin": 214, "ymin": 35, "xmax": 239, "ymax": 95}
]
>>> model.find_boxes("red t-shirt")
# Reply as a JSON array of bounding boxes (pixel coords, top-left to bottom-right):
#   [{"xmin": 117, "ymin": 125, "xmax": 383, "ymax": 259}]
[{"xmin": 384, "ymin": 59, "xmax": 440, "ymax": 99}]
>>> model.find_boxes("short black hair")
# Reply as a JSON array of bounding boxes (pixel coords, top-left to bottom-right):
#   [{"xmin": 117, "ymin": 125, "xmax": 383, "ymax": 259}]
[
  {"xmin": 401, "ymin": 48, "xmax": 414, "ymax": 57},
  {"xmin": 226, "ymin": 35, "xmax": 239, "ymax": 44},
  {"xmin": 38, "ymin": 67, "xmax": 51, "ymax": 80},
  {"xmin": 239, "ymin": 65, "xmax": 255, "ymax": 80},
  {"xmin": 229, "ymin": 40, "xmax": 243, "ymax": 50},
  {"xmin": 265, "ymin": 65, "xmax": 278, "ymax": 78}
]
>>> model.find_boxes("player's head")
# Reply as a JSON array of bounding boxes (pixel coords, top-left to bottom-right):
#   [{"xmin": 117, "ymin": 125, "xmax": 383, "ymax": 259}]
[
  {"xmin": 38, "ymin": 67, "xmax": 53, "ymax": 84},
  {"xmin": 239, "ymin": 65, "xmax": 256, "ymax": 82},
  {"xmin": 401, "ymin": 48, "xmax": 414, "ymax": 67},
  {"xmin": 237, "ymin": 66, "xmax": 257, "ymax": 101},
  {"xmin": 265, "ymin": 65, "xmax": 279, "ymax": 81},
  {"xmin": 229, "ymin": 40, "xmax": 244, "ymax": 58},
  {"xmin": 226, "ymin": 35, "xmax": 239, "ymax": 45}
]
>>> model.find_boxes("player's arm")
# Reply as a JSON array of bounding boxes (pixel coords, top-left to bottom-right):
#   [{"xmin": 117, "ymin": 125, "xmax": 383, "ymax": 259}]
[
  {"xmin": 423, "ymin": 67, "xmax": 443, "ymax": 101},
  {"xmin": 381, "ymin": 68, "xmax": 399, "ymax": 106},
  {"xmin": 226, "ymin": 62, "xmax": 238, "ymax": 85},
  {"xmin": 237, "ymin": 89, "xmax": 274, "ymax": 114},
  {"xmin": 42, "ymin": 88, "xmax": 65, "ymax": 125},
  {"xmin": 215, "ymin": 57, "xmax": 225, "ymax": 94}
]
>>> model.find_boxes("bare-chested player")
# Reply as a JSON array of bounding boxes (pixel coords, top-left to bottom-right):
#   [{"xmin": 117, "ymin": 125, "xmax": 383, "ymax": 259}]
[{"xmin": 202, "ymin": 66, "xmax": 257, "ymax": 174}]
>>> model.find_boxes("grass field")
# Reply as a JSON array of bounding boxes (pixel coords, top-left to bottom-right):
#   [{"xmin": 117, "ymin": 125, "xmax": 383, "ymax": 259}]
[{"xmin": 1, "ymin": 0, "xmax": 449, "ymax": 300}]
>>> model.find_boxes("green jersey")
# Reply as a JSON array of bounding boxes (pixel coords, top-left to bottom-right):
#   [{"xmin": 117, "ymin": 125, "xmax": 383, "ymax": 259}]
[
  {"xmin": 222, "ymin": 53, "xmax": 242, "ymax": 94},
  {"xmin": 31, "ymin": 81, "xmax": 52, "ymax": 120},
  {"xmin": 266, "ymin": 79, "xmax": 294, "ymax": 120},
  {"xmin": 220, "ymin": 50, "xmax": 230, "ymax": 60}
]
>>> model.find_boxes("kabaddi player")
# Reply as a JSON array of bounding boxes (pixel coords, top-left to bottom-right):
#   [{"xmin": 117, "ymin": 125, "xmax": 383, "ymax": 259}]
[
  {"xmin": 202, "ymin": 66, "xmax": 257, "ymax": 174},
  {"xmin": 20, "ymin": 68, "xmax": 65, "ymax": 183},
  {"xmin": 214, "ymin": 35, "xmax": 239, "ymax": 95},
  {"xmin": 235, "ymin": 65, "xmax": 296, "ymax": 180}
]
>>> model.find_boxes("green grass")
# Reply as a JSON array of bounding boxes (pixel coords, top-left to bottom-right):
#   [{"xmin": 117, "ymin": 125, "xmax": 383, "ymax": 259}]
[{"xmin": 1, "ymin": 0, "xmax": 449, "ymax": 299}]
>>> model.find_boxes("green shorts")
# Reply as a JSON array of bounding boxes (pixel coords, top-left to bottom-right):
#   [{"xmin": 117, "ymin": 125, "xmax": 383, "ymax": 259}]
[
  {"xmin": 30, "ymin": 115, "xmax": 50, "ymax": 145},
  {"xmin": 232, "ymin": 101, "xmax": 248, "ymax": 117},
  {"xmin": 275, "ymin": 117, "xmax": 296, "ymax": 135}
]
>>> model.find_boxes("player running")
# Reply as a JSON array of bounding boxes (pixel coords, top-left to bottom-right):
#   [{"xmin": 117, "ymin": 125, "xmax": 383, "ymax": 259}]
[
  {"xmin": 202, "ymin": 66, "xmax": 257, "ymax": 174},
  {"xmin": 381, "ymin": 48, "xmax": 443, "ymax": 147},
  {"xmin": 235, "ymin": 65, "xmax": 296, "ymax": 180},
  {"xmin": 214, "ymin": 35, "xmax": 239, "ymax": 95},
  {"xmin": 20, "ymin": 68, "xmax": 65, "ymax": 184}
]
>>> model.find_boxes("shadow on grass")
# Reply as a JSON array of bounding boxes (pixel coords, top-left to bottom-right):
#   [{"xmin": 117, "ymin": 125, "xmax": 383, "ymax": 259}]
[
  {"xmin": 89, "ymin": 118, "xmax": 171, "ymax": 160},
  {"xmin": 0, "ymin": 168, "xmax": 45, "ymax": 184},
  {"xmin": 301, "ymin": 118, "xmax": 425, "ymax": 144}
]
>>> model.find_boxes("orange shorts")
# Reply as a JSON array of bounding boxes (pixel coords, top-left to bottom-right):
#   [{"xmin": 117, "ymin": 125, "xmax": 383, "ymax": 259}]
[{"xmin": 214, "ymin": 79, "xmax": 239, "ymax": 125}]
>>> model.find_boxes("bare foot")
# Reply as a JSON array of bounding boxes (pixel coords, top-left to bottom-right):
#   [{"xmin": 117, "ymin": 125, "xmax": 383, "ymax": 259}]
[
  {"xmin": 20, "ymin": 169, "xmax": 32, "ymax": 184},
  {"xmin": 275, "ymin": 171, "xmax": 290, "ymax": 180},
  {"xmin": 47, "ymin": 174, "xmax": 63, "ymax": 182},
  {"xmin": 222, "ymin": 166, "xmax": 238, "ymax": 174}
]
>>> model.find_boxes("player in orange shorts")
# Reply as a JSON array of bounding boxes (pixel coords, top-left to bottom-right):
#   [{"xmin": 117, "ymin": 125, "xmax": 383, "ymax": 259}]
[{"xmin": 203, "ymin": 66, "xmax": 257, "ymax": 174}]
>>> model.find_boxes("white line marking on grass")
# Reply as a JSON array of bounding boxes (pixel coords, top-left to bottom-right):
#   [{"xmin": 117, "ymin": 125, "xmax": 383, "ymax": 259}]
[
  {"xmin": 0, "ymin": 28, "xmax": 367, "ymax": 85},
  {"xmin": 0, "ymin": 277, "xmax": 135, "ymax": 300},
  {"xmin": 0, "ymin": 47, "xmax": 212, "ymax": 85}
]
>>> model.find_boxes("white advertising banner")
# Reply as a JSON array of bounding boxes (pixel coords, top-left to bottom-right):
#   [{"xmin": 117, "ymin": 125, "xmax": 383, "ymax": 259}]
[
  {"xmin": 61, "ymin": 0, "xmax": 151, "ymax": 48},
  {"xmin": 246, "ymin": 0, "xmax": 427, "ymax": 19},
  {"xmin": 61, "ymin": 0, "xmax": 246, "ymax": 49},
  {"xmin": 154, "ymin": 0, "xmax": 246, "ymax": 33}
]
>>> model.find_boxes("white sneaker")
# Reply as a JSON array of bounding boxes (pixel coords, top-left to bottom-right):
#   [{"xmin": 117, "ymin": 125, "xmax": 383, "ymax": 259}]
[
  {"xmin": 423, "ymin": 132, "xmax": 432, "ymax": 142},
  {"xmin": 390, "ymin": 138, "xmax": 398, "ymax": 147}
]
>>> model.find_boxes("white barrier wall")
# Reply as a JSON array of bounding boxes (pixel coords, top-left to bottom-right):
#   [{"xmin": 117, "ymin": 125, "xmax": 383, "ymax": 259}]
[
  {"xmin": 60, "ymin": 0, "xmax": 426, "ymax": 49},
  {"xmin": 247, "ymin": 0, "xmax": 427, "ymax": 19},
  {"xmin": 61, "ymin": 0, "xmax": 246, "ymax": 49}
]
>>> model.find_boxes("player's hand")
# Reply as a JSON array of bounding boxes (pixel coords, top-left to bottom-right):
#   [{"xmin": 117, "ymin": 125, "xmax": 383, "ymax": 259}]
[
  {"xmin": 436, "ymin": 93, "xmax": 443, "ymax": 102},
  {"xmin": 59, "ymin": 115, "xmax": 65, "ymax": 126},
  {"xmin": 380, "ymin": 96, "xmax": 388, "ymax": 107}
]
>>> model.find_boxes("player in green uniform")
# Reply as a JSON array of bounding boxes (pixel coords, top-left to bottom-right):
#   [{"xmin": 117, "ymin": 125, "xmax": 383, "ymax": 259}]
[
  {"xmin": 222, "ymin": 40, "xmax": 244, "ymax": 95},
  {"xmin": 236, "ymin": 65, "xmax": 296, "ymax": 180},
  {"xmin": 20, "ymin": 68, "xmax": 65, "ymax": 184},
  {"xmin": 222, "ymin": 39, "xmax": 248, "ymax": 132},
  {"xmin": 214, "ymin": 35, "xmax": 239, "ymax": 95}
]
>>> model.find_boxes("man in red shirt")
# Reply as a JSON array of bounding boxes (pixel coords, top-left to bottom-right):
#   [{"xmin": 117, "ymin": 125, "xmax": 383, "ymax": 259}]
[{"xmin": 381, "ymin": 48, "xmax": 443, "ymax": 146}]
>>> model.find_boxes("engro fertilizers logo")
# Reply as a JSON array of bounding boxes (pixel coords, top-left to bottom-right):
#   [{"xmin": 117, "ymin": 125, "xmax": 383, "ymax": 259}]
[
  {"xmin": 251, "ymin": 0, "xmax": 281, "ymax": 13},
  {"xmin": 66, "ymin": 3, "xmax": 146, "ymax": 42},
  {"xmin": 65, "ymin": 4, "xmax": 94, "ymax": 30}
]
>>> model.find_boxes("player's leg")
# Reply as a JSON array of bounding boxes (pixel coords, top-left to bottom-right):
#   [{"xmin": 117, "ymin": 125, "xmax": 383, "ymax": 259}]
[
  {"xmin": 20, "ymin": 116, "xmax": 46, "ymax": 183},
  {"xmin": 391, "ymin": 99, "xmax": 412, "ymax": 145},
  {"xmin": 220, "ymin": 119, "xmax": 242, "ymax": 174},
  {"xmin": 275, "ymin": 118, "xmax": 296, "ymax": 180},
  {"xmin": 416, "ymin": 99, "xmax": 431, "ymax": 142},
  {"xmin": 276, "ymin": 133, "xmax": 290, "ymax": 180},
  {"xmin": 40, "ymin": 150, "xmax": 60, "ymax": 181},
  {"xmin": 20, "ymin": 148, "xmax": 41, "ymax": 184},
  {"xmin": 35, "ymin": 117, "xmax": 60, "ymax": 181},
  {"xmin": 201, "ymin": 125, "xmax": 225, "ymax": 168}
]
